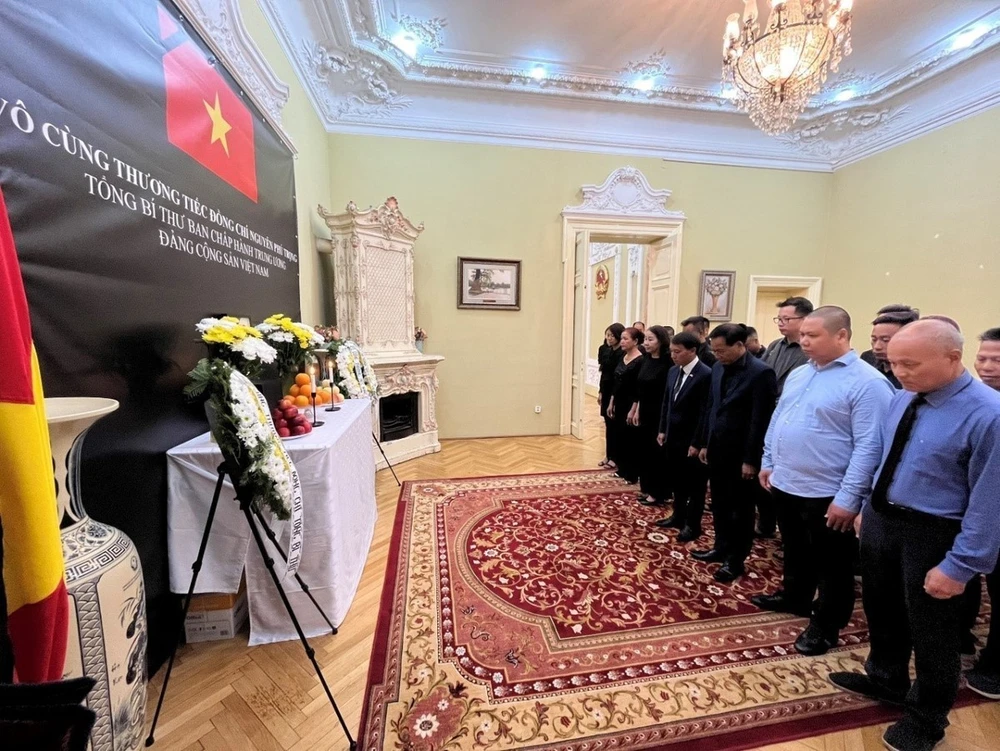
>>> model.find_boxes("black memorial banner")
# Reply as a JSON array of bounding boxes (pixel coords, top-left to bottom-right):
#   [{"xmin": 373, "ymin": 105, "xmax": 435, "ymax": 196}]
[{"xmin": 0, "ymin": 1, "xmax": 299, "ymax": 667}]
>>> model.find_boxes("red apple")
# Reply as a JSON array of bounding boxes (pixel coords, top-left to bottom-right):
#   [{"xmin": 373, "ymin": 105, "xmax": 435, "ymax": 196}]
[
  {"xmin": 277, "ymin": 427, "xmax": 291, "ymax": 438},
  {"xmin": 292, "ymin": 415, "xmax": 308, "ymax": 426},
  {"xmin": 302, "ymin": 422, "xmax": 312, "ymax": 434},
  {"xmin": 278, "ymin": 398, "xmax": 293, "ymax": 410},
  {"xmin": 271, "ymin": 408, "xmax": 284, "ymax": 422},
  {"xmin": 276, "ymin": 418, "xmax": 288, "ymax": 430},
  {"xmin": 282, "ymin": 407, "xmax": 298, "ymax": 421},
  {"xmin": 291, "ymin": 425, "xmax": 306, "ymax": 436}
]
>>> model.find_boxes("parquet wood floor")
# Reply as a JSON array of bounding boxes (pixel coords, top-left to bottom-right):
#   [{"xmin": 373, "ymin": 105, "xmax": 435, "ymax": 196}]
[{"xmin": 146, "ymin": 404, "xmax": 1000, "ymax": 750}]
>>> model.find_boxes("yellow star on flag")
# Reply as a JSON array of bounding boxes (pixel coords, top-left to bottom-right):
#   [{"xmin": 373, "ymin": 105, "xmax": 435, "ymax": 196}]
[{"xmin": 203, "ymin": 93, "xmax": 232, "ymax": 156}]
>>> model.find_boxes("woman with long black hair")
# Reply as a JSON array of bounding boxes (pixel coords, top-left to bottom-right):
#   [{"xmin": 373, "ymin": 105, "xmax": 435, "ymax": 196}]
[
  {"xmin": 607, "ymin": 327, "xmax": 644, "ymax": 483},
  {"xmin": 598, "ymin": 323, "xmax": 625, "ymax": 469},
  {"xmin": 630, "ymin": 325, "xmax": 672, "ymax": 505}
]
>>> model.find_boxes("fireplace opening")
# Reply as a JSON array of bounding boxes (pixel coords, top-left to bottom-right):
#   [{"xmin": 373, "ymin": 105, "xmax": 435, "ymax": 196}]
[{"xmin": 380, "ymin": 392, "xmax": 419, "ymax": 442}]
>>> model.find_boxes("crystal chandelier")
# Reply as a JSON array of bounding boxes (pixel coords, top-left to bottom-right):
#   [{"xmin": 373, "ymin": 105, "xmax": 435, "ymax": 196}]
[{"xmin": 722, "ymin": 0, "xmax": 855, "ymax": 135}]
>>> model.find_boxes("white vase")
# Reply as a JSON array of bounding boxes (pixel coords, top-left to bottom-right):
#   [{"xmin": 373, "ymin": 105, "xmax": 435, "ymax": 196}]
[{"xmin": 46, "ymin": 397, "xmax": 148, "ymax": 751}]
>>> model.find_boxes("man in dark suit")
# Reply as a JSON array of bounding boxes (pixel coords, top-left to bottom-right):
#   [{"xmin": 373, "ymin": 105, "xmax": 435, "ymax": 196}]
[
  {"xmin": 681, "ymin": 316, "xmax": 717, "ymax": 367},
  {"xmin": 656, "ymin": 332, "xmax": 712, "ymax": 542},
  {"xmin": 691, "ymin": 324, "xmax": 778, "ymax": 583}
]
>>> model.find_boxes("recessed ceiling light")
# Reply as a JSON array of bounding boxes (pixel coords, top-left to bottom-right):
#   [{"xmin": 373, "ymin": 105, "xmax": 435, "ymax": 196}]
[
  {"xmin": 634, "ymin": 76, "xmax": 655, "ymax": 92},
  {"xmin": 720, "ymin": 87, "xmax": 738, "ymax": 100},
  {"xmin": 951, "ymin": 24, "xmax": 990, "ymax": 51},
  {"xmin": 834, "ymin": 88, "xmax": 856, "ymax": 102},
  {"xmin": 391, "ymin": 32, "xmax": 419, "ymax": 59},
  {"xmin": 530, "ymin": 65, "xmax": 547, "ymax": 81}
]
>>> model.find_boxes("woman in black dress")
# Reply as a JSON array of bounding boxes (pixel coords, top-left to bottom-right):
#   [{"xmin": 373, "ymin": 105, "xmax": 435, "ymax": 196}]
[
  {"xmin": 629, "ymin": 325, "xmax": 672, "ymax": 505},
  {"xmin": 607, "ymin": 327, "xmax": 644, "ymax": 483},
  {"xmin": 598, "ymin": 323, "xmax": 625, "ymax": 469}
]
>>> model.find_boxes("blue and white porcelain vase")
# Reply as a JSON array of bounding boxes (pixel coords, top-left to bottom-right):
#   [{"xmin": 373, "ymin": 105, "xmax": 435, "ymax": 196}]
[{"xmin": 46, "ymin": 397, "xmax": 147, "ymax": 751}]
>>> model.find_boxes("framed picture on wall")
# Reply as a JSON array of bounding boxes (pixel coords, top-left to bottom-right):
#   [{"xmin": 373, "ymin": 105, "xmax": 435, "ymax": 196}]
[
  {"xmin": 699, "ymin": 270, "xmax": 736, "ymax": 321},
  {"xmin": 458, "ymin": 257, "xmax": 522, "ymax": 310}
]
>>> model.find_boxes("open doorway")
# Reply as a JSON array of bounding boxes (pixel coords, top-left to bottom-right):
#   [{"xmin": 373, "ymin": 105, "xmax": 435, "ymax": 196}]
[
  {"xmin": 561, "ymin": 167, "xmax": 686, "ymax": 438},
  {"xmin": 747, "ymin": 275, "xmax": 824, "ymax": 346}
]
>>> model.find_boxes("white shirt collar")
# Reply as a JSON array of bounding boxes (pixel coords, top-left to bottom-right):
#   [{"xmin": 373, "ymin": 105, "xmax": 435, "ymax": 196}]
[{"xmin": 682, "ymin": 357, "xmax": 699, "ymax": 376}]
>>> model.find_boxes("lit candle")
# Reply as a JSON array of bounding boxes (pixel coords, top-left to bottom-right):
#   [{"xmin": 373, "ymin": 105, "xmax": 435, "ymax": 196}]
[
  {"xmin": 310, "ymin": 366, "xmax": 317, "ymax": 391},
  {"xmin": 327, "ymin": 359, "xmax": 335, "ymax": 383}
]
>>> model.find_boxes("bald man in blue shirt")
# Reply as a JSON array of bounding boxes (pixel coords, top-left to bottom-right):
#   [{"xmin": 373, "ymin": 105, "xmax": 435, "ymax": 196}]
[{"xmin": 829, "ymin": 319, "xmax": 1000, "ymax": 751}]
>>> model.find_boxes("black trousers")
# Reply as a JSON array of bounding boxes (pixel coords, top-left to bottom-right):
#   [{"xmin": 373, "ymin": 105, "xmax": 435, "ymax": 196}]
[
  {"xmin": 637, "ymin": 424, "xmax": 668, "ymax": 500},
  {"xmin": 962, "ymin": 565, "xmax": 1000, "ymax": 672},
  {"xmin": 600, "ymin": 390, "xmax": 614, "ymax": 460},
  {"xmin": 773, "ymin": 488, "xmax": 856, "ymax": 634},
  {"xmin": 754, "ymin": 484, "xmax": 777, "ymax": 535},
  {"xmin": 667, "ymin": 446, "xmax": 707, "ymax": 530},
  {"xmin": 707, "ymin": 459, "xmax": 756, "ymax": 567},
  {"xmin": 860, "ymin": 505, "xmax": 963, "ymax": 737},
  {"xmin": 612, "ymin": 415, "xmax": 639, "ymax": 482}
]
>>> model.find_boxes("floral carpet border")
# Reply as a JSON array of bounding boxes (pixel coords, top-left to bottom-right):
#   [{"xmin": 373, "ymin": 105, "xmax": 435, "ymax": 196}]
[{"xmin": 357, "ymin": 470, "xmax": 985, "ymax": 751}]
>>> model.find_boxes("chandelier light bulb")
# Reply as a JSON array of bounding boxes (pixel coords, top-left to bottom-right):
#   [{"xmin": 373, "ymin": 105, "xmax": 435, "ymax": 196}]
[
  {"xmin": 743, "ymin": 0, "xmax": 759, "ymax": 25},
  {"xmin": 530, "ymin": 65, "xmax": 547, "ymax": 81}
]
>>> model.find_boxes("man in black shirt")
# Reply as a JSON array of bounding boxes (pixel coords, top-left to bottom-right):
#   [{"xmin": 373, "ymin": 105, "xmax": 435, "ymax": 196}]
[
  {"xmin": 745, "ymin": 326, "xmax": 765, "ymax": 358},
  {"xmin": 681, "ymin": 315, "xmax": 716, "ymax": 367},
  {"xmin": 860, "ymin": 304, "xmax": 920, "ymax": 389},
  {"xmin": 762, "ymin": 296, "xmax": 813, "ymax": 395}
]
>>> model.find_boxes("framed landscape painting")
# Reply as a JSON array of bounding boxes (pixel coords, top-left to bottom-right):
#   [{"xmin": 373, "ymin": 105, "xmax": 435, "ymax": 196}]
[
  {"xmin": 458, "ymin": 257, "xmax": 521, "ymax": 311},
  {"xmin": 699, "ymin": 269, "xmax": 736, "ymax": 321}
]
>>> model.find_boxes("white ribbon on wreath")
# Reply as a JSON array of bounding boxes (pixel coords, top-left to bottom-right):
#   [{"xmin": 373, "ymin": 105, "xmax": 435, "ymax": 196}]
[{"xmin": 228, "ymin": 370, "xmax": 305, "ymax": 579}]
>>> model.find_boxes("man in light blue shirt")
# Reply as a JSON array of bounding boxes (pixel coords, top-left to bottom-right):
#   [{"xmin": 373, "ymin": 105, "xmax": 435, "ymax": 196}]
[
  {"xmin": 756, "ymin": 306, "xmax": 894, "ymax": 656},
  {"xmin": 829, "ymin": 320, "xmax": 1000, "ymax": 751}
]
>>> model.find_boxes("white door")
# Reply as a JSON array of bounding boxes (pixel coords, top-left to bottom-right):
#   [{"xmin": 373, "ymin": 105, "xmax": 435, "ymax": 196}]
[
  {"xmin": 570, "ymin": 230, "xmax": 589, "ymax": 439},
  {"xmin": 645, "ymin": 237, "xmax": 679, "ymax": 329}
]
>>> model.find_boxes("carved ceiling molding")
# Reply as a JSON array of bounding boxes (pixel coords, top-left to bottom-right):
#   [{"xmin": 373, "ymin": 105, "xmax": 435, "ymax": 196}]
[
  {"xmin": 778, "ymin": 106, "xmax": 911, "ymax": 161},
  {"xmin": 564, "ymin": 167, "xmax": 687, "ymax": 221},
  {"xmin": 253, "ymin": 0, "xmax": 1000, "ymax": 171},
  {"xmin": 173, "ymin": 0, "xmax": 294, "ymax": 152}
]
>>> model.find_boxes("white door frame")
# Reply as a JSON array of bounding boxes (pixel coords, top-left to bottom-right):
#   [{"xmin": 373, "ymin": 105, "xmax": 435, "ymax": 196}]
[
  {"xmin": 746, "ymin": 275, "xmax": 824, "ymax": 325},
  {"xmin": 560, "ymin": 167, "xmax": 686, "ymax": 436}
]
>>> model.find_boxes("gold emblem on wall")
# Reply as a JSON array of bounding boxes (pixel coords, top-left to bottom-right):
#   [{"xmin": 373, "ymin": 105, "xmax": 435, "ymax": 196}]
[{"xmin": 594, "ymin": 264, "xmax": 610, "ymax": 300}]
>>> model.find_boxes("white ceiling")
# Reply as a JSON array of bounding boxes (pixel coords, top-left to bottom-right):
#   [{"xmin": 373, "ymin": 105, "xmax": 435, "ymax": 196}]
[{"xmin": 253, "ymin": 0, "xmax": 1000, "ymax": 170}]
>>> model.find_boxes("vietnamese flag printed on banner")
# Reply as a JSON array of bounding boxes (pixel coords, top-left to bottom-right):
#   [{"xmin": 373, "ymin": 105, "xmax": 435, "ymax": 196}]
[
  {"xmin": 0, "ymin": 185, "xmax": 69, "ymax": 683},
  {"xmin": 163, "ymin": 41, "xmax": 258, "ymax": 202}
]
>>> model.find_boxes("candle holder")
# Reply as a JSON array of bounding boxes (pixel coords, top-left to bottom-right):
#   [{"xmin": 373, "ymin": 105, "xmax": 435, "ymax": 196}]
[
  {"xmin": 326, "ymin": 399, "xmax": 340, "ymax": 413},
  {"xmin": 309, "ymin": 393, "xmax": 325, "ymax": 427}
]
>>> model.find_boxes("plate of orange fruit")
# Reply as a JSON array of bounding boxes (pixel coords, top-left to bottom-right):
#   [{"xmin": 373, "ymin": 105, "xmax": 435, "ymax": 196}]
[{"xmin": 285, "ymin": 372, "xmax": 345, "ymax": 408}]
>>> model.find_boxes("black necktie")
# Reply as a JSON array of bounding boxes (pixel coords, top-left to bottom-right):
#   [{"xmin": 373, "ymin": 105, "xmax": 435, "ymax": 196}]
[
  {"xmin": 870, "ymin": 394, "xmax": 927, "ymax": 511},
  {"xmin": 673, "ymin": 371, "xmax": 686, "ymax": 401}
]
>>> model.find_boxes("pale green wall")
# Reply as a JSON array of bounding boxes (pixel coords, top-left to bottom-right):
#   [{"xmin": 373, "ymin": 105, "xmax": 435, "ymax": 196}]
[
  {"xmin": 238, "ymin": 0, "xmax": 332, "ymax": 324},
  {"xmin": 825, "ymin": 106, "xmax": 1000, "ymax": 363},
  {"xmin": 327, "ymin": 135, "xmax": 831, "ymax": 439}
]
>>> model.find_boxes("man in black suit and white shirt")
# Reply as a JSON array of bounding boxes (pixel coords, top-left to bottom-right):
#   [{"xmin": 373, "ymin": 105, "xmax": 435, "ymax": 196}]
[
  {"xmin": 691, "ymin": 324, "xmax": 778, "ymax": 582},
  {"xmin": 656, "ymin": 332, "xmax": 712, "ymax": 542}
]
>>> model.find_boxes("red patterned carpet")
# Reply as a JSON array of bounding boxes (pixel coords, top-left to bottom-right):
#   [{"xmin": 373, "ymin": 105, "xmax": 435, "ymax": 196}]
[{"xmin": 359, "ymin": 470, "xmax": 982, "ymax": 751}]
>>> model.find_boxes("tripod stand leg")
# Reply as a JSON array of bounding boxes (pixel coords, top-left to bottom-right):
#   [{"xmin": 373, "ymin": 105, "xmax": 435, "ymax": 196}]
[
  {"xmin": 146, "ymin": 466, "xmax": 227, "ymax": 747},
  {"xmin": 372, "ymin": 431, "xmax": 401, "ymax": 487},
  {"xmin": 241, "ymin": 499, "xmax": 357, "ymax": 750},
  {"xmin": 251, "ymin": 507, "xmax": 338, "ymax": 635}
]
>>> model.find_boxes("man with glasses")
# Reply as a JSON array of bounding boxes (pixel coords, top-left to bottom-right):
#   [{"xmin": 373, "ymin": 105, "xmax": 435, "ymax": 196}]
[
  {"xmin": 756, "ymin": 297, "xmax": 813, "ymax": 538},
  {"xmin": 763, "ymin": 297, "xmax": 814, "ymax": 397}
]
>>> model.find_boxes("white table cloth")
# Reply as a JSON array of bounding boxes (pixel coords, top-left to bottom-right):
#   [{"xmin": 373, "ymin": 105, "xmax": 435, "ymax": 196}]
[{"xmin": 166, "ymin": 398, "xmax": 376, "ymax": 645}]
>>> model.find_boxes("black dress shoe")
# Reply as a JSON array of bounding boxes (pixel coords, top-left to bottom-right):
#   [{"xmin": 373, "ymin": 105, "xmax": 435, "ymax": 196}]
[
  {"xmin": 677, "ymin": 526, "xmax": 702, "ymax": 543},
  {"xmin": 691, "ymin": 548, "xmax": 725, "ymax": 562},
  {"xmin": 882, "ymin": 717, "xmax": 944, "ymax": 751},
  {"xmin": 794, "ymin": 624, "xmax": 837, "ymax": 656},
  {"xmin": 750, "ymin": 592, "xmax": 813, "ymax": 618},
  {"xmin": 657, "ymin": 514, "xmax": 683, "ymax": 528},
  {"xmin": 638, "ymin": 496, "xmax": 664, "ymax": 507},
  {"xmin": 827, "ymin": 672, "xmax": 906, "ymax": 706},
  {"xmin": 713, "ymin": 563, "xmax": 744, "ymax": 583}
]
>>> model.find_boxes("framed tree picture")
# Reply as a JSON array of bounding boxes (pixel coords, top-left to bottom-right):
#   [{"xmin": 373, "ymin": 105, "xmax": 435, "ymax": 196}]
[
  {"xmin": 458, "ymin": 257, "xmax": 522, "ymax": 310},
  {"xmin": 699, "ymin": 270, "xmax": 736, "ymax": 321}
]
